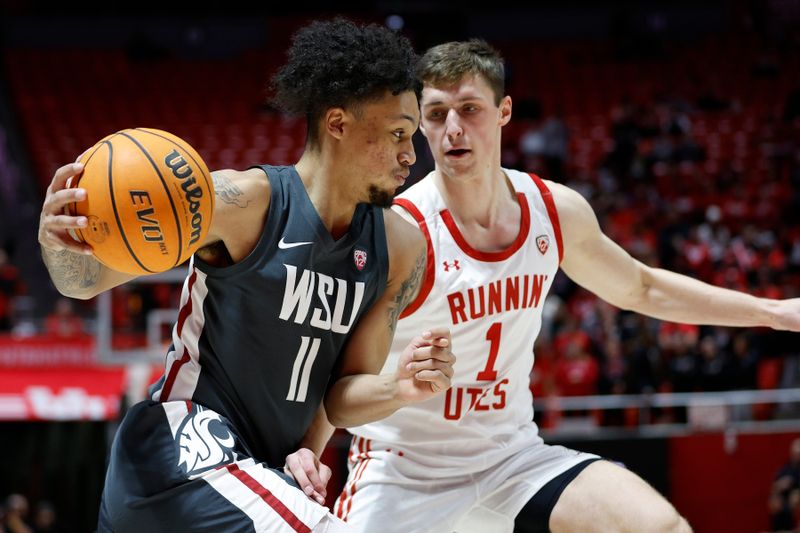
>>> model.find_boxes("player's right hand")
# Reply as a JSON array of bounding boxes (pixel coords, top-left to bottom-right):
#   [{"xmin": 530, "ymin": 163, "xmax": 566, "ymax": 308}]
[
  {"xmin": 284, "ymin": 448, "xmax": 331, "ymax": 506},
  {"xmin": 395, "ymin": 327, "xmax": 455, "ymax": 403},
  {"xmin": 38, "ymin": 161, "xmax": 93, "ymax": 255}
]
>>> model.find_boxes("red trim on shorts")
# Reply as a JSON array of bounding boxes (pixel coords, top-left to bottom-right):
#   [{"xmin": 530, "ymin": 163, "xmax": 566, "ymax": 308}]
[
  {"xmin": 528, "ymin": 173, "xmax": 563, "ymax": 264},
  {"xmin": 336, "ymin": 437, "xmax": 372, "ymax": 522},
  {"xmin": 393, "ymin": 199, "xmax": 435, "ymax": 319},
  {"xmin": 337, "ymin": 438, "xmax": 360, "ymax": 519},
  {"xmin": 225, "ymin": 464, "xmax": 311, "ymax": 533},
  {"xmin": 344, "ymin": 440, "xmax": 371, "ymax": 522},
  {"xmin": 160, "ymin": 347, "xmax": 190, "ymax": 402},
  {"xmin": 439, "ymin": 193, "xmax": 531, "ymax": 262}
]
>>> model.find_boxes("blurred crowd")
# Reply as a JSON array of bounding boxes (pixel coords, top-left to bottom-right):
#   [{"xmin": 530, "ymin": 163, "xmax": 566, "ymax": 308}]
[
  {"xmin": 512, "ymin": 85, "xmax": 800, "ymax": 418},
  {"xmin": 0, "ymin": 494, "xmax": 61, "ymax": 533}
]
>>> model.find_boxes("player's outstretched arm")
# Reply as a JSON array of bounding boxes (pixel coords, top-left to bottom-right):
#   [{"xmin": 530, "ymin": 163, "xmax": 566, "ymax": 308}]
[
  {"xmin": 324, "ymin": 210, "xmax": 455, "ymax": 428},
  {"xmin": 552, "ymin": 181, "xmax": 799, "ymax": 331}
]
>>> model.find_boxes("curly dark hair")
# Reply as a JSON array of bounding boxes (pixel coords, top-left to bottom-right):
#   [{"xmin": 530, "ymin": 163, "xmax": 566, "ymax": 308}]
[{"xmin": 272, "ymin": 18, "xmax": 418, "ymax": 146}]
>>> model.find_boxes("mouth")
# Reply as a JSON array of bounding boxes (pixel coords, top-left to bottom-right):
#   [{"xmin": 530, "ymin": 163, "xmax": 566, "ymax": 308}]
[
  {"xmin": 394, "ymin": 172, "xmax": 409, "ymax": 186},
  {"xmin": 445, "ymin": 148, "xmax": 471, "ymax": 158}
]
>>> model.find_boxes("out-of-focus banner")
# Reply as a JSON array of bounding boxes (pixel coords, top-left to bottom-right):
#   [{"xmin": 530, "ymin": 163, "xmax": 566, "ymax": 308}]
[
  {"xmin": 0, "ymin": 334, "xmax": 95, "ymax": 366},
  {"xmin": 0, "ymin": 366, "xmax": 124, "ymax": 420}
]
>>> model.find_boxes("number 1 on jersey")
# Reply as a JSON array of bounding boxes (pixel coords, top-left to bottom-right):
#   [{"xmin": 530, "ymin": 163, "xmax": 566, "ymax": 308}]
[
  {"xmin": 287, "ymin": 336, "xmax": 321, "ymax": 402},
  {"xmin": 476, "ymin": 322, "xmax": 502, "ymax": 381}
]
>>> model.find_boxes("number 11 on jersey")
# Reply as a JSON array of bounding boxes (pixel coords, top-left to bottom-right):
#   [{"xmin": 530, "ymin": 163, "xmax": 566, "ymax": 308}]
[{"xmin": 286, "ymin": 336, "xmax": 320, "ymax": 402}]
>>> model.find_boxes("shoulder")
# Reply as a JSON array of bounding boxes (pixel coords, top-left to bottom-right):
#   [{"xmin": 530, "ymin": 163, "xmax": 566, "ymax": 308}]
[
  {"xmin": 545, "ymin": 180, "xmax": 600, "ymax": 242},
  {"xmin": 384, "ymin": 207, "xmax": 425, "ymax": 255},
  {"xmin": 383, "ymin": 208, "xmax": 426, "ymax": 281},
  {"xmin": 212, "ymin": 167, "xmax": 271, "ymax": 205},
  {"xmin": 202, "ymin": 167, "xmax": 272, "ymax": 258}
]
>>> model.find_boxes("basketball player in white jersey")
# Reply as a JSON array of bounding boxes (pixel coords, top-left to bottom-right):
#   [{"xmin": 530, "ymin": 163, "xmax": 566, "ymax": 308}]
[{"xmin": 321, "ymin": 40, "xmax": 800, "ymax": 532}]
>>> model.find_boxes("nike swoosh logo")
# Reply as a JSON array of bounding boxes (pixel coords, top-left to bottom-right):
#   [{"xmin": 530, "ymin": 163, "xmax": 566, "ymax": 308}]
[{"xmin": 278, "ymin": 237, "xmax": 313, "ymax": 249}]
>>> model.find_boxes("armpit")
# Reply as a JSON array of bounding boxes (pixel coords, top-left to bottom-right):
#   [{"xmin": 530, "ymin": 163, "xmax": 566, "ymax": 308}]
[{"xmin": 196, "ymin": 240, "xmax": 234, "ymax": 268}]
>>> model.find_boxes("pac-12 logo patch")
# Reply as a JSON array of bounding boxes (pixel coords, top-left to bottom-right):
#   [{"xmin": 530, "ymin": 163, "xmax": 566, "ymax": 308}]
[
  {"xmin": 536, "ymin": 235, "xmax": 550, "ymax": 255},
  {"xmin": 175, "ymin": 406, "xmax": 236, "ymax": 476},
  {"xmin": 353, "ymin": 248, "xmax": 368, "ymax": 271}
]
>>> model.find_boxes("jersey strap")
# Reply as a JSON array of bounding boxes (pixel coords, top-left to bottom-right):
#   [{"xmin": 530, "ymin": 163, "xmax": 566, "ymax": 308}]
[{"xmin": 527, "ymin": 173, "xmax": 563, "ymax": 264}]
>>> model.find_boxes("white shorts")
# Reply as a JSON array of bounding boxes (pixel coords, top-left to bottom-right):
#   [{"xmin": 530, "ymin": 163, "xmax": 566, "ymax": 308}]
[{"xmin": 333, "ymin": 436, "xmax": 598, "ymax": 533}]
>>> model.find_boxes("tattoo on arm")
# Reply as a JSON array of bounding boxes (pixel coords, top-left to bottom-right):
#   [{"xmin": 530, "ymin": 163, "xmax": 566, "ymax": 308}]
[
  {"xmin": 41, "ymin": 248, "xmax": 101, "ymax": 295},
  {"xmin": 213, "ymin": 173, "xmax": 250, "ymax": 208},
  {"xmin": 388, "ymin": 249, "xmax": 426, "ymax": 333}
]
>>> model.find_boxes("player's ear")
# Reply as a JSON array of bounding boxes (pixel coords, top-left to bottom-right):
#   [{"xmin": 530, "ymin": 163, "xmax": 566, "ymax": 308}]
[
  {"xmin": 498, "ymin": 96, "xmax": 512, "ymax": 127},
  {"xmin": 323, "ymin": 107, "xmax": 348, "ymax": 140}
]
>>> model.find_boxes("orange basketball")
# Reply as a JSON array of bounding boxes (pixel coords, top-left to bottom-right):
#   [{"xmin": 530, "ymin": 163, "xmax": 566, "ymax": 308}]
[{"xmin": 67, "ymin": 128, "xmax": 214, "ymax": 275}]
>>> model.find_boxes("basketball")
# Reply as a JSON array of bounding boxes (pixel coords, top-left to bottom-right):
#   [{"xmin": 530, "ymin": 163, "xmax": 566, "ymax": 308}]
[{"xmin": 67, "ymin": 128, "xmax": 214, "ymax": 275}]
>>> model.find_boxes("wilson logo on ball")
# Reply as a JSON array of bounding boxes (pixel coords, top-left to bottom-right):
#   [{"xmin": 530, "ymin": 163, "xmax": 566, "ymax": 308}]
[{"xmin": 164, "ymin": 149, "xmax": 204, "ymax": 246}]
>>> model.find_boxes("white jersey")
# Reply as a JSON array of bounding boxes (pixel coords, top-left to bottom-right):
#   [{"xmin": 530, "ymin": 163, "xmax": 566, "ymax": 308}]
[{"xmin": 350, "ymin": 168, "xmax": 563, "ymax": 475}]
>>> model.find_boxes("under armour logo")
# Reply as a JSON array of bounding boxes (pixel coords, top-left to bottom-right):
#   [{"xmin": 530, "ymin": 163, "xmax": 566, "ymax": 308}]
[{"xmin": 443, "ymin": 260, "xmax": 460, "ymax": 272}]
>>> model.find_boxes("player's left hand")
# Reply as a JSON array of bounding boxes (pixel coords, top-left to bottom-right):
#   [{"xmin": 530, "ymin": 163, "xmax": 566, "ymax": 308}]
[
  {"xmin": 283, "ymin": 448, "xmax": 331, "ymax": 505},
  {"xmin": 395, "ymin": 327, "xmax": 455, "ymax": 403}
]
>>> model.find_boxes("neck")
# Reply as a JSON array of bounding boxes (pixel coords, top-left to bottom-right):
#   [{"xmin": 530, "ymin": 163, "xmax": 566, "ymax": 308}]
[
  {"xmin": 295, "ymin": 148, "xmax": 359, "ymax": 239},
  {"xmin": 434, "ymin": 165, "xmax": 515, "ymax": 228}
]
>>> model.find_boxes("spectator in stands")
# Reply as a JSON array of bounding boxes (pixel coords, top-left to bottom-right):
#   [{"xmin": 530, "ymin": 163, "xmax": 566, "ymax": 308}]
[
  {"xmin": 769, "ymin": 438, "xmax": 800, "ymax": 532},
  {"xmin": 3, "ymin": 494, "xmax": 32, "ymax": 533},
  {"xmin": 598, "ymin": 337, "xmax": 630, "ymax": 426},
  {"xmin": 518, "ymin": 112, "xmax": 569, "ymax": 181},
  {"xmin": 43, "ymin": 298, "xmax": 83, "ymax": 338},
  {"xmin": 31, "ymin": 501, "xmax": 57, "ymax": 533},
  {"xmin": 554, "ymin": 331, "xmax": 600, "ymax": 398},
  {"xmin": 695, "ymin": 333, "xmax": 735, "ymax": 391},
  {"xmin": 662, "ymin": 322, "xmax": 700, "ymax": 393},
  {"xmin": 728, "ymin": 331, "xmax": 759, "ymax": 390}
]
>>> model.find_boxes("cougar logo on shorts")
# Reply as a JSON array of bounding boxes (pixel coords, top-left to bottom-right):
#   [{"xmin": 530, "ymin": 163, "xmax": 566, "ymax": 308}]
[{"xmin": 176, "ymin": 407, "xmax": 236, "ymax": 476}]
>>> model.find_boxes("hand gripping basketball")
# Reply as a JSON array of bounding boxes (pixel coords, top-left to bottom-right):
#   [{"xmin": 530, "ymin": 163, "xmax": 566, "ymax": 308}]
[{"xmin": 65, "ymin": 128, "xmax": 214, "ymax": 274}]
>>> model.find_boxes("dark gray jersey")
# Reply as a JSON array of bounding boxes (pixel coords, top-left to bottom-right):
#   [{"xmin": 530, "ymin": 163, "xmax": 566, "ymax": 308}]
[{"xmin": 149, "ymin": 165, "xmax": 388, "ymax": 467}]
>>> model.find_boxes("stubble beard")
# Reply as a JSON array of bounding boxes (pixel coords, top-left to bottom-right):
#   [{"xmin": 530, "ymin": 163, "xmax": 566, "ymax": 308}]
[{"xmin": 368, "ymin": 185, "xmax": 395, "ymax": 208}]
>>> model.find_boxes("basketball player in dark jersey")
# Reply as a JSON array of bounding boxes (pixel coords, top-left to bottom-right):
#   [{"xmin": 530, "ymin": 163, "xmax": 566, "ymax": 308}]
[{"xmin": 37, "ymin": 19, "xmax": 455, "ymax": 532}]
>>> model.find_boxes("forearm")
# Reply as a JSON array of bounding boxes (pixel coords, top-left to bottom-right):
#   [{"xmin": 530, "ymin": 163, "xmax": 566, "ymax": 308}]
[
  {"xmin": 41, "ymin": 246, "xmax": 103, "ymax": 299},
  {"xmin": 297, "ymin": 404, "xmax": 335, "ymax": 456},
  {"xmin": 633, "ymin": 266, "xmax": 778, "ymax": 327},
  {"xmin": 325, "ymin": 373, "xmax": 407, "ymax": 428}
]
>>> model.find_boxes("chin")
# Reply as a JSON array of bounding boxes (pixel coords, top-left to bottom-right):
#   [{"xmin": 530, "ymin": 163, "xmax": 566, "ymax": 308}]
[{"xmin": 368, "ymin": 185, "xmax": 395, "ymax": 208}]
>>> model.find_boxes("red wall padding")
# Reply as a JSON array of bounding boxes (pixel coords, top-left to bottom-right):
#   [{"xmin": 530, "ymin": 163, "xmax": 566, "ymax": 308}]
[{"xmin": 670, "ymin": 431, "xmax": 800, "ymax": 533}]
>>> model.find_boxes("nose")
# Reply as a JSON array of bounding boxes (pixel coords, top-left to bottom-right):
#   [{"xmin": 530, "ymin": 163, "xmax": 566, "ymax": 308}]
[
  {"xmin": 445, "ymin": 109, "xmax": 462, "ymax": 142},
  {"xmin": 399, "ymin": 139, "xmax": 416, "ymax": 167}
]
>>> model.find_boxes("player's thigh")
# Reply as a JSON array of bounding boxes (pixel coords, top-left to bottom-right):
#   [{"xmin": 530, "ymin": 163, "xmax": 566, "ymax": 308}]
[{"xmin": 549, "ymin": 460, "xmax": 691, "ymax": 533}]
